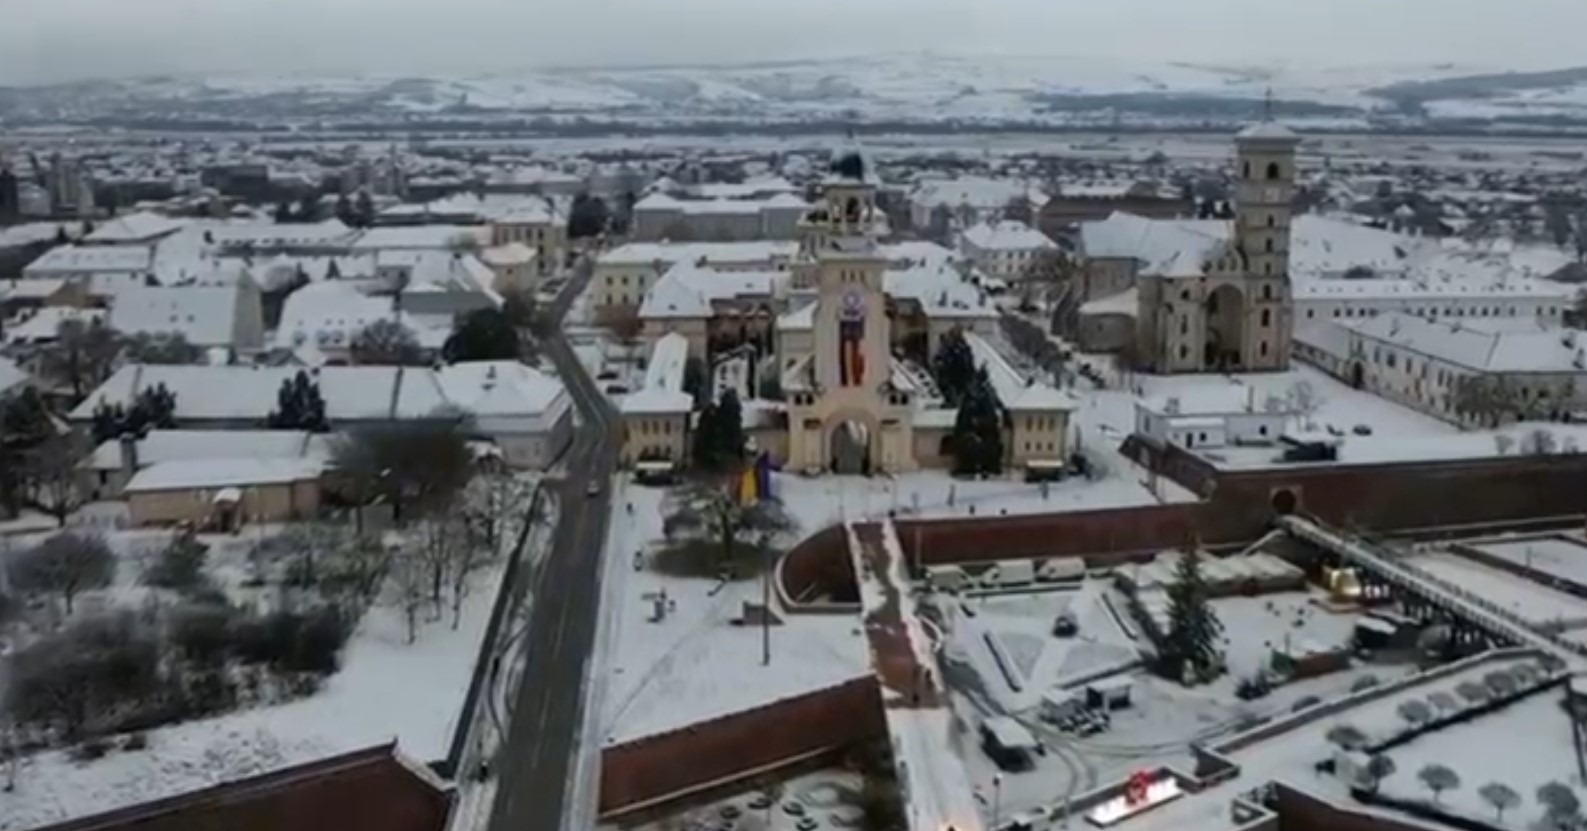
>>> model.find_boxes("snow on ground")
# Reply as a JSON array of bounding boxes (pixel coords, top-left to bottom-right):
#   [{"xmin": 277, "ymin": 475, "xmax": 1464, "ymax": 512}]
[
  {"xmin": 937, "ymin": 583, "xmax": 1139, "ymax": 715},
  {"xmin": 600, "ymin": 767, "xmax": 866, "ymax": 831},
  {"xmin": 1376, "ymin": 686, "xmax": 1583, "ymax": 829},
  {"xmin": 1405, "ymin": 551, "xmax": 1587, "ymax": 629},
  {"xmin": 1467, "ymin": 533, "xmax": 1587, "ymax": 591},
  {"xmin": 599, "ymin": 477, "xmax": 868, "ymax": 745},
  {"xmin": 942, "ymin": 585, "xmax": 1417, "ymax": 822},
  {"xmin": 0, "ymin": 497, "xmax": 535, "ymax": 829}
]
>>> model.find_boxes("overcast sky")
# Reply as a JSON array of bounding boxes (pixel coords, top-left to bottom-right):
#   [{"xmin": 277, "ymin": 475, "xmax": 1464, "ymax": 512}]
[{"xmin": 1, "ymin": 0, "xmax": 1582, "ymax": 84}]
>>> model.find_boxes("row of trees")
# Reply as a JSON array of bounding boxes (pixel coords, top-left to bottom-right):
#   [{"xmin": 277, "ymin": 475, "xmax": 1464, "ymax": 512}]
[
  {"xmin": 932, "ymin": 330, "xmax": 1008, "ymax": 477},
  {"xmin": 1452, "ymin": 375, "xmax": 1576, "ymax": 428}
]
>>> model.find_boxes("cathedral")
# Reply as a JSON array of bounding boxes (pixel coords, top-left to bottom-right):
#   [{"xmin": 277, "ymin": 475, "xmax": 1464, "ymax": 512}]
[
  {"xmin": 619, "ymin": 143, "xmax": 1076, "ymax": 477},
  {"xmin": 1129, "ymin": 121, "xmax": 1301, "ymax": 373}
]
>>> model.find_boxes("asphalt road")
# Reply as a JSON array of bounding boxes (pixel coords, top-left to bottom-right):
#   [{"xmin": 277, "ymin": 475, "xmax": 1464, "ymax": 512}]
[{"xmin": 486, "ymin": 257, "xmax": 618, "ymax": 831}]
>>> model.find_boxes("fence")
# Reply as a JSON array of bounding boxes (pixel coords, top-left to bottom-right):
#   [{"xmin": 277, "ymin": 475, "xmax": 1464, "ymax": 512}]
[{"xmin": 436, "ymin": 482, "xmax": 548, "ymax": 779}]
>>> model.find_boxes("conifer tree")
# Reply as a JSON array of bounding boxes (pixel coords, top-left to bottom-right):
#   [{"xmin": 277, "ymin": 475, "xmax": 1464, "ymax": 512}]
[{"xmin": 1164, "ymin": 546, "xmax": 1224, "ymax": 682}]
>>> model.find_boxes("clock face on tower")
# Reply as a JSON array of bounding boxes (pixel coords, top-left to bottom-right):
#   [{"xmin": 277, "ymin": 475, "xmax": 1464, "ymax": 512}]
[{"xmin": 840, "ymin": 289, "xmax": 865, "ymax": 321}]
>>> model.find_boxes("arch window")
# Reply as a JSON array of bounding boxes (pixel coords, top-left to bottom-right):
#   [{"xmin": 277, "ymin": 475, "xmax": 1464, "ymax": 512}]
[{"xmin": 1266, "ymin": 162, "xmax": 1282, "ymax": 180}]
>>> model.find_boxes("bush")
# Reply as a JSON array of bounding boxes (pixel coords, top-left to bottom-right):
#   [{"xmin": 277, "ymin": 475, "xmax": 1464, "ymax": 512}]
[
  {"xmin": 8, "ymin": 533, "xmax": 115, "ymax": 614},
  {"xmin": 231, "ymin": 607, "xmax": 348, "ymax": 675},
  {"xmin": 5, "ymin": 614, "xmax": 165, "ymax": 739},
  {"xmin": 169, "ymin": 603, "xmax": 238, "ymax": 667},
  {"xmin": 142, "ymin": 534, "xmax": 209, "ymax": 591},
  {"xmin": 70, "ymin": 737, "xmax": 113, "ymax": 762},
  {"xmin": 1351, "ymin": 674, "xmax": 1381, "ymax": 693}
]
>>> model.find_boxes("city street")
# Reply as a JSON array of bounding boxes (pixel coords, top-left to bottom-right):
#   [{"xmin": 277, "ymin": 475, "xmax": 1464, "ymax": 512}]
[{"xmin": 486, "ymin": 256, "xmax": 619, "ymax": 831}]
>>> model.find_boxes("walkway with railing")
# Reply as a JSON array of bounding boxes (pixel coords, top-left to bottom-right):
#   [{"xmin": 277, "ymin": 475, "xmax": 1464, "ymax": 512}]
[{"xmin": 1277, "ymin": 515, "xmax": 1587, "ymax": 666}]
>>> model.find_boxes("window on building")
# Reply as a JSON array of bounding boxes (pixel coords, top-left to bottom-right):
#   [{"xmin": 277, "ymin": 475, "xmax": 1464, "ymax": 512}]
[
  {"xmin": 1262, "ymin": 284, "xmax": 1273, "ymax": 300},
  {"xmin": 1266, "ymin": 214, "xmax": 1276, "ymax": 227},
  {"xmin": 1243, "ymin": 162, "xmax": 1252, "ymax": 179},
  {"xmin": 1307, "ymin": 309, "xmax": 1315, "ymax": 319},
  {"xmin": 1179, "ymin": 344, "xmax": 1189, "ymax": 360},
  {"xmin": 1260, "ymin": 341, "xmax": 1269, "ymax": 357},
  {"xmin": 1264, "ymin": 238, "xmax": 1275, "ymax": 253},
  {"xmin": 1261, "ymin": 309, "xmax": 1271, "ymax": 326},
  {"xmin": 1266, "ymin": 162, "xmax": 1282, "ymax": 180},
  {"xmin": 1264, "ymin": 263, "xmax": 1272, "ymax": 275}
]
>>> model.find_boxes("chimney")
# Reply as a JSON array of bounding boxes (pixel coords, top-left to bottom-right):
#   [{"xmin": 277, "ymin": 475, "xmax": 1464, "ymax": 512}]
[{"xmin": 118, "ymin": 432, "xmax": 139, "ymax": 479}]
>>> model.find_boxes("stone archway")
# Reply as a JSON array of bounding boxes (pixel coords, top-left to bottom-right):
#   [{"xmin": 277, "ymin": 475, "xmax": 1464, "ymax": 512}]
[
  {"xmin": 1204, "ymin": 284, "xmax": 1245, "ymax": 370},
  {"xmin": 823, "ymin": 408, "xmax": 881, "ymax": 475}
]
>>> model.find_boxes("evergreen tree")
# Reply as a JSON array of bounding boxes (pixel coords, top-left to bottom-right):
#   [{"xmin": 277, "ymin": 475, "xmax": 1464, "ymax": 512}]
[
  {"xmin": 1163, "ymin": 547, "xmax": 1224, "ymax": 682},
  {"xmin": 715, "ymin": 388, "xmax": 746, "ymax": 469},
  {"xmin": 949, "ymin": 367, "xmax": 1004, "ymax": 476},
  {"xmin": 91, "ymin": 383, "xmax": 179, "ymax": 443},
  {"xmin": 354, "ymin": 190, "xmax": 376, "ymax": 227},
  {"xmin": 274, "ymin": 201, "xmax": 294, "ymax": 224},
  {"xmin": 296, "ymin": 193, "xmax": 321, "ymax": 223},
  {"xmin": 567, "ymin": 193, "xmax": 610, "ymax": 239},
  {"xmin": 932, "ymin": 328, "xmax": 977, "ymax": 406},
  {"xmin": 442, "ymin": 308, "xmax": 520, "ymax": 363},
  {"xmin": 267, "ymin": 371, "xmax": 329, "ymax": 432},
  {"xmin": 334, "ymin": 193, "xmax": 355, "ymax": 225},
  {"xmin": 691, "ymin": 400, "xmax": 721, "ymax": 470}
]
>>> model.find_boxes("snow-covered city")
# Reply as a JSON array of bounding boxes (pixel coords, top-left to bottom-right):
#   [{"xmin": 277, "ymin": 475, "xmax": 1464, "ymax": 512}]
[{"xmin": 8, "ymin": 5, "xmax": 1587, "ymax": 831}]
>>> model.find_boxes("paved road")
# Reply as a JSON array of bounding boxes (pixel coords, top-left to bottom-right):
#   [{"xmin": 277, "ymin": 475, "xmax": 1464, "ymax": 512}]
[{"xmin": 487, "ymin": 257, "xmax": 619, "ymax": 831}]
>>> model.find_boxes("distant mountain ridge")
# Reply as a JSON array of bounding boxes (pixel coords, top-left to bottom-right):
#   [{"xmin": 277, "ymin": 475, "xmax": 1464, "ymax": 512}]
[{"xmin": 5, "ymin": 53, "xmax": 1587, "ymax": 130}]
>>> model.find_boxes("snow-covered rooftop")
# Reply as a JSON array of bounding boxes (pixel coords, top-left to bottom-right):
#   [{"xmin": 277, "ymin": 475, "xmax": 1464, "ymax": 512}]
[
  {"xmin": 107, "ymin": 284, "xmax": 252, "ymax": 348},
  {"xmin": 1236, "ymin": 120, "xmax": 1301, "ymax": 141},
  {"xmin": 83, "ymin": 429, "xmax": 331, "ymax": 472},
  {"xmin": 23, "ymin": 244, "xmax": 154, "ymax": 275},
  {"xmin": 123, "ymin": 458, "xmax": 326, "ymax": 492},
  {"xmin": 599, "ymin": 240, "xmax": 798, "ymax": 267},
  {"xmin": 1326, "ymin": 312, "xmax": 1587, "ymax": 373},
  {"xmin": 638, "ymin": 264, "xmax": 786, "ymax": 319},
  {"xmin": 960, "ymin": 220, "xmax": 1057, "ymax": 252},
  {"xmin": 349, "ymin": 225, "xmax": 488, "ymax": 251},
  {"xmin": 622, "ymin": 332, "xmax": 693, "ymax": 415},
  {"xmin": 83, "ymin": 211, "xmax": 187, "ymax": 244},
  {"xmin": 962, "ymin": 331, "xmax": 1076, "ymax": 411}
]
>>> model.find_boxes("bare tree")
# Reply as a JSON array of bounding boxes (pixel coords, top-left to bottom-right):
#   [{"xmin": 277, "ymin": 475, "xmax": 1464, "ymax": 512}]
[
  {"xmin": 1479, "ymin": 782, "xmax": 1521, "ymax": 822},
  {"xmin": 8, "ymin": 533, "xmax": 115, "ymax": 615},
  {"xmin": 595, "ymin": 305, "xmax": 644, "ymax": 348},
  {"xmin": 21, "ymin": 435, "xmax": 84, "ymax": 527},
  {"xmin": 1495, "ymin": 433, "xmax": 1515, "ymax": 456},
  {"xmin": 414, "ymin": 514, "xmax": 468, "ymax": 617},
  {"xmin": 662, "ymin": 482, "xmax": 798, "ymax": 578},
  {"xmin": 1287, "ymin": 380, "xmax": 1324, "ymax": 424},
  {"xmin": 39, "ymin": 317, "xmax": 122, "ymax": 400},
  {"xmin": 385, "ymin": 547, "xmax": 429, "ymax": 645},
  {"xmin": 461, "ymin": 474, "xmax": 536, "ymax": 556},
  {"xmin": 1364, "ymin": 755, "xmax": 1396, "ymax": 795},
  {"xmin": 318, "ymin": 535, "xmax": 391, "ymax": 620},
  {"xmin": 124, "ymin": 332, "xmax": 203, "ymax": 365},
  {"xmin": 351, "ymin": 319, "xmax": 425, "ymax": 366},
  {"xmin": 0, "ymin": 720, "xmax": 20, "ymax": 793},
  {"xmin": 1419, "ymin": 763, "xmax": 1460, "ymax": 803}
]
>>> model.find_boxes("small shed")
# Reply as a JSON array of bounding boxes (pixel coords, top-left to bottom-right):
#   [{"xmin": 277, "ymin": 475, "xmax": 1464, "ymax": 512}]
[
  {"xmin": 1086, "ymin": 677, "xmax": 1133, "ymax": 710},
  {"xmin": 998, "ymin": 559, "xmax": 1036, "ymax": 587},
  {"xmin": 980, "ymin": 716, "xmax": 1040, "ymax": 771},
  {"xmin": 1038, "ymin": 558, "xmax": 1085, "ymax": 583},
  {"xmin": 926, "ymin": 565, "xmax": 969, "ymax": 592}
]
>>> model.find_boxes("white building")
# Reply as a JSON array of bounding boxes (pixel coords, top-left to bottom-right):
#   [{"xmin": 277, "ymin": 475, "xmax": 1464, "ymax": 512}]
[
  {"xmin": 957, "ymin": 220, "xmax": 1058, "ymax": 282},
  {"xmin": 908, "ymin": 176, "xmax": 1033, "ymax": 229},
  {"xmin": 72, "ymin": 362, "xmax": 573, "ymax": 469},
  {"xmin": 1295, "ymin": 312, "xmax": 1587, "ymax": 426},
  {"xmin": 107, "ymin": 280, "xmax": 266, "ymax": 352},
  {"xmin": 1294, "ymin": 278, "xmax": 1573, "ymax": 325},
  {"xmin": 594, "ymin": 241, "xmax": 798, "ymax": 312},
  {"xmin": 1135, "ymin": 386, "xmax": 1298, "ymax": 450}
]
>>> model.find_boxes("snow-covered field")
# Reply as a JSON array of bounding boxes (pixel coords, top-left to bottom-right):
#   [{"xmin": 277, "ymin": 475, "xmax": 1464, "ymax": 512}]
[
  {"xmin": 1467, "ymin": 534, "xmax": 1587, "ymax": 591},
  {"xmin": 597, "ymin": 477, "xmax": 869, "ymax": 746},
  {"xmin": 0, "ymin": 489, "xmax": 543, "ymax": 829},
  {"xmin": 1404, "ymin": 552, "xmax": 1587, "ymax": 629},
  {"xmin": 1376, "ymin": 687, "xmax": 1583, "ymax": 829}
]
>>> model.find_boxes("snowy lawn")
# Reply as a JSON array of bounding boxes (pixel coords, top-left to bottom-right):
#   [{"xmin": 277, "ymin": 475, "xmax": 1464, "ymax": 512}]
[
  {"xmin": 0, "ymin": 484, "xmax": 542, "ymax": 829},
  {"xmin": 1376, "ymin": 687, "xmax": 1585, "ymax": 830},
  {"xmin": 1405, "ymin": 552, "xmax": 1587, "ymax": 629},
  {"xmin": 1467, "ymin": 534, "xmax": 1587, "ymax": 592},
  {"xmin": 599, "ymin": 477, "xmax": 869, "ymax": 746}
]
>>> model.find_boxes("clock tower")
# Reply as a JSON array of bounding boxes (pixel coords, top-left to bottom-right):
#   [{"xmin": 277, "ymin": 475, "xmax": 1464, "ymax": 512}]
[{"xmin": 786, "ymin": 143, "xmax": 918, "ymax": 474}]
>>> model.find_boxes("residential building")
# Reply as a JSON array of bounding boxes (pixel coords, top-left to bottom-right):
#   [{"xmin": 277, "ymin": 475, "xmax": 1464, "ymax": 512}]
[
  {"xmin": 629, "ymin": 192, "xmax": 809, "ymax": 243},
  {"xmin": 907, "ymin": 176, "xmax": 1032, "ymax": 230},
  {"xmin": 72, "ymin": 362, "xmax": 574, "ymax": 469},
  {"xmin": 21, "ymin": 244, "xmax": 155, "ymax": 289},
  {"xmin": 1036, "ymin": 181, "xmax": 1192, "ymax": 238},
  {"xmin": 1134, "ymin": 386, "xmax": 1299, "ymax": 450},
  {"xmin": 594, "ymin": 241, "xmax": 798, "ymax": 313},
  {"xmin": 107, "ymin": 280, "xmax": 266, "ymax": 352},
  {"xmin": 124, "ymin": 458, "xmax": 326, "ymax": 527},
  {"xmin": 1295, "ymin": 312, "xmax": 1587, "ymax": 426},
  {"xmin": 619, "ymin": 332, "xmax": 693, "ymax": 467},
  {"xmin": 958, "ymin": 220, "xmax": 1058, "ymax": 283},
  {"xmin": 79, "ymin": 429, "xmax": 333, "ymax": 502}
]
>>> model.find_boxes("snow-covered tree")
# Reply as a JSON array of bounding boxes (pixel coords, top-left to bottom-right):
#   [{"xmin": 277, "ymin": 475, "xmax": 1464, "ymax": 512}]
[
  {"xmin": 932, "ymin": 328, "xmax": 977, "ymax": 407},
  {"xmin": 1162, "ymin": 548, "xmax": 1223, "ymax": 682},
  {"xmin": 949, "ymin": 368, "xmax": 1004, "ymax": 477},
  {"xmin": 1537, "ymin": 782, "xmax": 1580, "ymax": 829},
  {"xmin": 1419, "ymin": 763, "xmax": 1460, "ymax": 803},
  {"xmin": 1479, "ymin": 782, "xmax": 1521, "ymax": 822},
  {"xmin": 1326, "ymin": 723, "xmax": 1368, "ymax": 751}
]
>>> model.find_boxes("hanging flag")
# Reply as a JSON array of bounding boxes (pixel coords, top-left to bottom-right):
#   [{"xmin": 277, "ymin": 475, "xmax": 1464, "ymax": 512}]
[{"xmin": 738, "ymin": 465, "xmax": 760, "ymax": 505}]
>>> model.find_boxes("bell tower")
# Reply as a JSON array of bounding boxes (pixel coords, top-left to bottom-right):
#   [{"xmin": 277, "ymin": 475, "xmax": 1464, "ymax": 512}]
[{"xmin": 1233, "ymin": 117, "xmax": 1300, "ymax": 371}]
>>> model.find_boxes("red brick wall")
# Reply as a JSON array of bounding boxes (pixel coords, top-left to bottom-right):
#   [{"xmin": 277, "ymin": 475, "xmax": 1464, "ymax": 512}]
[
  {"xmin": 1273, "ymin": 783, "xmax": 1427, "ymax": 831},
  {"xmin": 599, "ymin": 677, "xmax": 883, "ymax": 818},
  {"xmin": 894, "ymin": 503, "xmax": 1200, "ymax": 567}
]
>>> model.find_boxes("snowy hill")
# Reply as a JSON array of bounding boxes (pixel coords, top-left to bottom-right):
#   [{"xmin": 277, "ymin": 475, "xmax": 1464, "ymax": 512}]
[{"xmin": 6, "ymin": 53, "xmax": 1587, "ymax": 129}]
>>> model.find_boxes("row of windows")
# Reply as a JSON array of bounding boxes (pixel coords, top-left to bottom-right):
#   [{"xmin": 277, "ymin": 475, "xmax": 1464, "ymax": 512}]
[
  {"xmin": 1175, "ymin": 341, "xmax": 1271, "ymax": 361},
  {"xmin": 1308, "ymin": 305, "xmax": 1561, "ymax": 321},
  {"xmin": 1178, "ymin": 284, "xmax": 1278, "ymax": 303},
  {"xmin": 1022, "ymin": 441, "xmax": 1058, "ymax": 453}
]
